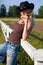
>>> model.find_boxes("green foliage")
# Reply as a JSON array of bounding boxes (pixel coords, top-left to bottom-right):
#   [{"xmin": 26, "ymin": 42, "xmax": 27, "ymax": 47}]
[
  {"xmin": 38, "ymin": 6, "xmax": 43, "ymax": 18},
  {"xmin": 0, "ymin": 4, "xmax": 43, "ymax": 18},
  {"xmin": 0, "ymin": 4, "xmax": 20, "ymax": 17},
  {"xmin": 35, "ymin": 14, "xmax": 40, "ymax": 18},
  {"xmin": 0, "ymin": 4, "xmax": 6, "ymax": 17},
  {"xmin": 8, "ymin": 5, "xmax": 20, "ymax": 17},
  {"xmin": 34, "ymin": 6, "xmax": 43, "ymax": 18}
]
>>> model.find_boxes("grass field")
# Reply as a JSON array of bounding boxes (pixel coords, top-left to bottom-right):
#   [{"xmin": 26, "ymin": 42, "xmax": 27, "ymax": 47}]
[{"xmin": 0, "ymin": 18, "xmax": 43, "ymax": 65}]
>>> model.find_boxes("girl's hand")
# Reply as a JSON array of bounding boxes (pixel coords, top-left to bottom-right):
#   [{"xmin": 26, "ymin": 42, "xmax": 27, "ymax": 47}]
[
  {"xmin": 20, "ymin": 15, "xmax": 28, "ymax": 24},
  {"xmin": 24, "ymin": 16, "xmax": 29, "ymax": 25}
]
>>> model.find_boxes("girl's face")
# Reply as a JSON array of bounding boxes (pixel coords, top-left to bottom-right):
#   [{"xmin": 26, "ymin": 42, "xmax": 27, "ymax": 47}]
[{"xmin": 20, "ymin": 9, "xmax": 32, "ymax": 18}]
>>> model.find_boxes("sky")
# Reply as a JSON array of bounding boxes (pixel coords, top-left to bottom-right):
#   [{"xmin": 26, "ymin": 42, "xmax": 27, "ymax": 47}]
[{"xmin": 0, "ymin": 0, "xmax": 43, "ymax": 14}]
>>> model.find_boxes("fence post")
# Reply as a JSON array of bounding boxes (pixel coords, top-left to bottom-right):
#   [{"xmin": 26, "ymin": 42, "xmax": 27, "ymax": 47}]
[
  {"xmin": 34, "ymin": 61, "xmax": 43, "ymax": 65},
  {"xmin": 34, "ymin": 49, "xmax": 43, "ymax": 65}
]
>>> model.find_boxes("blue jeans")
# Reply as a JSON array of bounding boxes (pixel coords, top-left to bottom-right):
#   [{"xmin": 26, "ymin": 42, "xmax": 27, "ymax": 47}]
[{"xmin": 0, "ymin": 41, "xmax": 20, "ymax": 65}]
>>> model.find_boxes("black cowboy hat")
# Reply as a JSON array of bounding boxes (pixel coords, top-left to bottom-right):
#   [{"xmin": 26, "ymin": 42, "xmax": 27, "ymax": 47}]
[{"xmin": 17, "ymin": 1, "xmax": 34, "ymax": 12}]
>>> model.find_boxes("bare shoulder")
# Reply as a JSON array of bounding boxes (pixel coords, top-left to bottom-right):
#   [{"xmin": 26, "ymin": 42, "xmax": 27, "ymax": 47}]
[
  {"xmin": 27, "ymin": 17, "xmax": 34, "ymax": 30},
  {"xmin": 28, "ymin": 18, "xmax": 32, "ymax": 25},
  {"xmin": 28, "ymin": 16, "xmax": 34, "ymax": 26}
]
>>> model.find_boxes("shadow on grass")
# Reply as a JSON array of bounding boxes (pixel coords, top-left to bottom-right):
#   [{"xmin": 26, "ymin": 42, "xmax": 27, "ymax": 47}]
[{"xmin": 30, "ymin": 33, "xmax": 43, "ymax": 41}]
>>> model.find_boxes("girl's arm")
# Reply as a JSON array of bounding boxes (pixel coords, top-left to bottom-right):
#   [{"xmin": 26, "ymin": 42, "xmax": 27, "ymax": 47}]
[{"xmin": 22, "ymin": 17, "xmax": 33, "ymax": 40}]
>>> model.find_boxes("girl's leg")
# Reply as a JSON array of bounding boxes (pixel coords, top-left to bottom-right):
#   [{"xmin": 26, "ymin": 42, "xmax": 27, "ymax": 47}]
[
  {"xmin": 7, "ymin": 43, "xmax": 20, "ymax": 65},
  {"xmin": 0, "ymin": 42, "xmax": 8, "ymax": 62}
]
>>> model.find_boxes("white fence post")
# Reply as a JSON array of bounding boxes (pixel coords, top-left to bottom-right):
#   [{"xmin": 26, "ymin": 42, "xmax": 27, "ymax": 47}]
[
  {"xmin": 0, "ymin": 20, "xmax": 13, "ymax": 41},
  {"xmin": 34, "ymin": 49, "xmax": 43, "ymax": 65},
  {"xmin": 21, "ymin": 39, "xmax": 36, "ymax": 61},
  {"xmin": 34, "ymin": 61, "xmax": 43, "ymax": 65}
]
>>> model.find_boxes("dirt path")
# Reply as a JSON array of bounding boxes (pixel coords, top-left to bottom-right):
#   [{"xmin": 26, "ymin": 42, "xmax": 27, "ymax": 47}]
[{"xmin": 33, "ymin": 22, "xmax": 43, "ymax": 32}]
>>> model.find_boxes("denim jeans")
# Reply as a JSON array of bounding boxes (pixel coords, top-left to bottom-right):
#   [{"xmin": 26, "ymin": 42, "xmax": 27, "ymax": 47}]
[{"xmin": 0, "ymin": 41, "xmax": 20, "ymax": 65}]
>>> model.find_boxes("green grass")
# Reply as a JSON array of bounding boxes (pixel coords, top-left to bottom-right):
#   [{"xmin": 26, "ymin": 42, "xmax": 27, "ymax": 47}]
[
  {"xmin": 0, "ymin": 18, "xmax": 43, "ymax": 65},
  {"xmin": 0, "ymin": 63, "xmax": 6, "ymax": 65},
  {"xmin": 0, "ymin": 17, "xmax": 43, "ymax": 22},
  {"xmin": 0, "ymin": 26, "xmax": 5, "ymax": 64},
  {"xmin": 0, "ymin": 26, "xmax": 5, "ymax": 44},
  {"xmin": 0, "ymin": 17, "xmax": 19, "ymax": 23},
  {"xmin": 27, "ymin": 30, "xmax": 43, "ymax": 49},
  {"xmin": 35, "ymin": 18, "xmax": 43, "ymax": 22}
]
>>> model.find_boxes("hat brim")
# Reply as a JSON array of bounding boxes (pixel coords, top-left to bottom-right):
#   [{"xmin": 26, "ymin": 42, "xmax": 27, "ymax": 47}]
[{"xmin": 17, "ymin": 3, "xmax": 34, "ymax": 12}]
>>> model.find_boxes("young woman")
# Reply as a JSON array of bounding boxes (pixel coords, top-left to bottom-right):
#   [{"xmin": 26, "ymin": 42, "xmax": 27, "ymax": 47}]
[{"xmin": 0, "ymin": 1, "xmax": 34, "ymax": 65}]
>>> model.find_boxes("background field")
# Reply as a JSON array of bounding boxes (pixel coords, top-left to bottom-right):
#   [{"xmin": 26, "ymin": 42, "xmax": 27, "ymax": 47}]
[{"xmin": 0, "ymin": 18, "xmax": 43, "ymax": 65}]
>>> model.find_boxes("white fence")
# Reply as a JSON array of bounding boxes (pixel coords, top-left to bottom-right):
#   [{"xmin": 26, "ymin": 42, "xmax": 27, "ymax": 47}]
[{"xmin": 0, "ymin": 20, "xmax": 43, "ymax": 65}]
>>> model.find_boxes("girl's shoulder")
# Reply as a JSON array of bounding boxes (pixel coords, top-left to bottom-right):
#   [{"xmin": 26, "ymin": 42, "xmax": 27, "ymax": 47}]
[{"xmin": 29, "ymin": 16, "xmax": 35, "ymax": 25}]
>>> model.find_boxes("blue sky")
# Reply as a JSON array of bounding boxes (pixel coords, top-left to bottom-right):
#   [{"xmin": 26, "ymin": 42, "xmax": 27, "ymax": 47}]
[{"xmin": 0, "ymin": 0, "xmax": 43, "ymax": 14}]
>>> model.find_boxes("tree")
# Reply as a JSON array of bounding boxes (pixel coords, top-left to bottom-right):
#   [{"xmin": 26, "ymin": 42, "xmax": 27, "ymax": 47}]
[
  {"xmin": 8, "ymin": 6, "xmax": 13, "ymax": 16},
  {"xmin": 8, "ymin": 5, "xmax": 20, "ymax": 17},
  {"xmin": 0, "ymin": 8, "xmax": 1, "ymax": 16},
  {"xmin": 0, "ymin": 4, "xmax": 6, "ymax": 17},
  {"xmin": 38, "ymin": 6, "xmax": 43, "ymax": 18}
]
